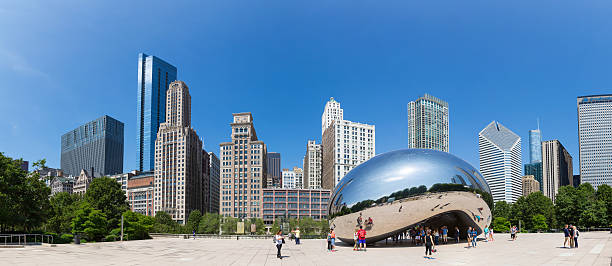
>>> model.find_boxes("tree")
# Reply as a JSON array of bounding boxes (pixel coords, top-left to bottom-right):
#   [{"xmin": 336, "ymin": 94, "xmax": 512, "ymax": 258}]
[
  {"xmin": 579, "ymin": 200, "xmax": 608, "ymax": 228},
  {"xmin": 71, "ymin": 202, "xmax": 107, "ymax": 241},
  {"xmin": 555, "ymin": 186, "xmax": 580, "ymax": 226},
  {"xmin": 596, "ymin": 184, "xmax": 612, "ymax": 222},
  {"xmin": 152, "ymin": 211, "xmax": 179, "ymax": 233},
  {"xmin": 120, "ymin": 211, "xmax": 154, "ymax": 240},
  {"xmin": 46, "ymin": 192, "xmax": 82, "ymax": 234},
  {"xmin": 221, "ymin": 217, "xmax": 238, "ymax": 234},
  {"xmin": 198, "ymin": 213, "xmax": 220, "ymax": 234},
  {"xmin": 492, "ymin": 217, "xmax": 510, "ymax": 233},
  {"xmin": 85, "ymin": 177, "xmax": 128, "ymax": 230},
  {"xmin": 532, "ymin": 214, "xmax": 548, "ymax": 232},
  {"xmin": 493, "ymin": 201, "xmax": 511, "ymax": 219},
  {"xmin": 244, "ymin": 218, "xmax": 265, "ymax": 235},
  {"xmin": 185, "ymin": 210, "xmax": 202, "ymax": 233},
  {"xmin": 511, "ymin": 192, "xmax": 555, "ymax": 230}
]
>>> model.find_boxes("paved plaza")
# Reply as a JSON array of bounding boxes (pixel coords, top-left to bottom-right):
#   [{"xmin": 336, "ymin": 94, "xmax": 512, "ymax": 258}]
[{"xmin": 2, "ymin": 232, "xmax": 611, "ymax": 265}]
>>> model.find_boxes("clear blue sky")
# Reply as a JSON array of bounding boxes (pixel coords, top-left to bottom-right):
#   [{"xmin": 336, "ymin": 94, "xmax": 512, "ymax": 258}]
[{"xmin": 1, "ymin": 1, "xmax": 610, "ymax": 174}]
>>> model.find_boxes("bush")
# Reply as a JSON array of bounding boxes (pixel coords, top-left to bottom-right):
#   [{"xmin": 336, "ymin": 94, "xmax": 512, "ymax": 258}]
[
  {"xmin": 60, "ymin": 234, "xmax": 73, "ymax": 244},
  {"xmin": 105, "ymin": 235, "xmax": 117, "ymax": 242}
]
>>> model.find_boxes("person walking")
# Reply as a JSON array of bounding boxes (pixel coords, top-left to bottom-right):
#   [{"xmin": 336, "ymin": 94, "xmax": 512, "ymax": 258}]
[
  {"xmin": 489, "ymin": 228, "xmax": 494, "ymax": 241},
  {"xmin": 510, "ymin": 226, "xmax": 516, "ymax": 241},
  {"xmin": 275, "ymin": 230, "xmax": 285, "ymax": 259},
  {"xmin": 455, "ymin": 226, "xmax": 460, "ymax": 243},
  {"xmin": 483, "ymin": 226, "xmax": 489, "ymax": 242},
  {"xmin": 424, "ymin": 230, "xmax": 435, "ymax": 259},
  {"xmin": 466, "ymin": 227, "xmax": 472, "ymax": 248},
  {"xmin": 471, "ymin": 228, "xmax": 477, "ymax": 247},
  {"xmin": 357, "ymin": 226, "xmax": 367, "ymax": 251},
  {"xmin": 292, "ymin": 227, "xmax": 301, "ymax": 245},
  {"xmin": 193, "ymin": 229, "xmax": 196, "ymax": 240},
  {"xmin": 330, "ymin": 229, "xmax": 337, "ymax": 251},
  {"xmin": 563, "ymin": 225, "xmax": 570, "ymax": 248},
  {"xmin": 572, "ymin": 226, "xmax": 579, "ymax": 248},
  {"xmin": 327, "ymin": 229, "xmax": 333, "ymax": 251}
]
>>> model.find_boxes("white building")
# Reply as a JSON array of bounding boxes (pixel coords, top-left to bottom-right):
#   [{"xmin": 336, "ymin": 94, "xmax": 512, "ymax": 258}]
[
  {"xmin": 407, "ymin": 94, "xmax": 449, "ymax": 152},
  {"xmin": 479, "ymin": 121, "xmax": 522, "ymax": 203},
  {"xmin": 577, "ymin": 95, "xmax": 612, "ymax": 188},
  {"xmin": 303, "ymin": 140, "xmax": 322, "ymax": 189},
  {"xmin": 282, "ymin": 167, "xmax": 303, "ymax": 189},
  {"xmin": 321, "ymin": 98, "xmax": 375, "ymax": 189}
]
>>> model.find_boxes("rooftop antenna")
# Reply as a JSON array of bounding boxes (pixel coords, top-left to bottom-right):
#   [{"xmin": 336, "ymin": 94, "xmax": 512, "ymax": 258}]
[{"xmin": 537, "ymin": 117, "xmax": 540, "ymax": 131}]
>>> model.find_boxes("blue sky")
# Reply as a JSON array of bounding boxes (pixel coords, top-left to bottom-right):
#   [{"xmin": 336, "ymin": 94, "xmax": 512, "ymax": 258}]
[{"xmin": 1, "ymin": 1, "xmax": 611, "ymax": 174}]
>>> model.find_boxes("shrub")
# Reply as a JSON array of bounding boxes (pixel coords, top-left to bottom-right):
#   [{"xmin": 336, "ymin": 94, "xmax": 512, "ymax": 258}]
[{"xmin": 105, "ymin": 235, "xmax": 117, "ymax": 242}]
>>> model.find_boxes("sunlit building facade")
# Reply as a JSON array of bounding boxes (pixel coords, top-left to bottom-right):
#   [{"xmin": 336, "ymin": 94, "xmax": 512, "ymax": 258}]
[
  {"xmin": 407, "ymin": 94, "xmax": 449, "ymax": 152},
  {"xmin": 577, "ymin": 95, "xmax": 612, "ymax": 187}
]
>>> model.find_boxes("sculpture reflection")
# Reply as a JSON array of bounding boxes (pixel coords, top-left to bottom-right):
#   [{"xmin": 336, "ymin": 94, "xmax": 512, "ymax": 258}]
[{"xmin": 328, "ymin": 149, "xmax": 492, "ymax": 244}]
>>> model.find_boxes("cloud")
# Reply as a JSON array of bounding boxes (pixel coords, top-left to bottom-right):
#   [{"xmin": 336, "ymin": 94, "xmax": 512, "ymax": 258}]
[{"xmin": 0, "ymin": 48, "xmax": 49, "ymax": 79}]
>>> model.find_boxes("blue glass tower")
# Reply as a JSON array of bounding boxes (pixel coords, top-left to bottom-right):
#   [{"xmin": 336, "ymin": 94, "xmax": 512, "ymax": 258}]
[
  {"xmin": 529, "ymin": 129, "xmax": 542, "ymax": 163},
  {"xmin": 137, "ymin": 53, "xmax": 177, "ymax": 171}
]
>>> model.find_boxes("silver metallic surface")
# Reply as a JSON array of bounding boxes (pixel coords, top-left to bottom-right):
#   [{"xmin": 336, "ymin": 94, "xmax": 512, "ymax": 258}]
[{"xmin": 328, "ymin": 149, "xmax": 492, "ymax": 244}]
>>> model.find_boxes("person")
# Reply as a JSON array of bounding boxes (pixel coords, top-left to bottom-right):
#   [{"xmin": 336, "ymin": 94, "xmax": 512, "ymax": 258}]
[
  {"xmin": 292, "ymin": 227, "xmax": 301, "ymax": 245},
  {"xmin": 424, "ymin": 230, "xmax": 435, "ymax": 259},
  {"xmin": 510, "ymin": 226, "xmax": 516, "ymax": 241},
  {"xmin": 568, "ymin": 225, "xmax": 575, "ymax": 248},
  {"xmin": 420, "ymin": 227, "xmax": 426, "ymax": 246},
  {"xmin": 573, "ymin": 226, "xmax": 579, "ymax": 248},
  {"xmin": 442, "ymin": 226, "xmax": 448, "ymax": 244},
  {"xmin": 563, "ymin": 224, "xmax": 570, "ymax": 248},
  {"xmin": 466, "ymin": 227, "xmax": 472, "ymax": 248},
  {"xmin": 489, "ymin": 228, "xmax": 494, "ymax": 241},
  {"xmin": 471, "ymin": 228, "xmax": 477, "ymax": 247},
  {"xmin": 357, "ymin": 213, "xmax": 363, "ymax": 226},
  {"xmin": 410, "ymin": 228, "xmax": 416, "ymax": 245},
  {"xmin": 357, "ymin": 226, "xmax": 367, "ymax": 251},
  {"xmin": 353, "ymin": 229, "xmax": 359, "ymax": 250},
  {"xmin": 327, "ymin": 229, "xmax": 333, "ymax": 251},
  {"xmin": 483, "ymin": 226, "xmax": 489, "ymax": 242},
  {"xmin": 274, "ymin": 230, "xmax": 285, "ymax": 259},
  {"xmin": 193, "ymin": 229, "xmax": 196, "ymax": 240},
  {"xmin": 455, "ymin": 226, "xmax": 460, "ymax": 243},
  {"xmin": 434, "ymin": 228, "xmax": 440, "ymax": 245}
]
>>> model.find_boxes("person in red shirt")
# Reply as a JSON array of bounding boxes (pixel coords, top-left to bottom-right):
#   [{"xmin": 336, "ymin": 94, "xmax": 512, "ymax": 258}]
[{"xmin": 357, "ymin": 226, "xmax": 367, "ymax": 251}]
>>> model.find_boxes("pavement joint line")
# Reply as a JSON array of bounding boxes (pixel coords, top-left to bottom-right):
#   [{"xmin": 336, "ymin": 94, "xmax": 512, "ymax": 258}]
[{"xmin": 589, "ymin": 243, "xmax": 604, "ymax": 254}]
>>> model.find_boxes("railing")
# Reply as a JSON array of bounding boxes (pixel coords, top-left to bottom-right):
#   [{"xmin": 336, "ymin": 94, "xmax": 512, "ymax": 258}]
[{"xmin": 0, "ymin": 234, "xmax": 54, "ymax": 246}]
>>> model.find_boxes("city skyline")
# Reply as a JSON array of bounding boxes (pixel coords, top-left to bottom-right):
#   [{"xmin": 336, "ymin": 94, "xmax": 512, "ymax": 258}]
[{"xmin": 3, "ymin": 2, "xmax": 611, "ymax": 177}]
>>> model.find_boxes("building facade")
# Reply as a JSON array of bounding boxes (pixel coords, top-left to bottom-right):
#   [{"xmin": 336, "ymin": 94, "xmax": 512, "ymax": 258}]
[
  {"xmin": 110, "ymin": 171, "xmax": 139, "ymax": 195},
  {"xmin": 542, "ymin": 140, "xmax": 573, "ymax": 202},
  {"xmin": 153, "ymin": 81, "xmax": 203, "ymax": 224},
  {"xmin": 321, "ymin": 97, "xmax": 343, "ymax": 135},
  {"xmin": 219, "ymin": 113, "xmax": 267, "ymax": 219},
  {"xmin": 266, "ymin": 152, "xmax": 281, "ymax": 188},
  {"xmin": 35, "ymin": 167, "xmax": 64, "ymax": 186},
  {"xmin": 60, "ymin": 115, "xmax": 124, "ymax": 177},
  {"xmin": 322, "ymin": 119, "xmax": 375, "ymax": 189},
  {"xmin": 577, "ymin": 95, "xmax": 612, "ymax": 187},
  {"xmin": 262, "ymin": 188, "xmax": 331, "ymax": 225},
  {"xmin": 73, "ymin": 169, "xmax": 94, "ymax": 196},
  {"xmin": 137, "ymin": 53, "xmax": 178, "ymax": 172},
  {"xmin": 407, "ymin": 94, "xmax": 449, "ymax": 152},
  {"xmin": 208, "ymin": 152, "xmax": 220, "ymax": 214},
  {"xmin": 524, "ymin": 162, "xmax": 543, "ymax": 192},
  {"xmin": 478, "ymin": 121, "xmax": 522, "ymax": 203},
  {"xmin": 529, "ymin": 128, "xmax": 543, "ymax": 163},
  {"xmin": 50, "ymin": 176, "xmax": 74, "ymax": 195},
  {"xmin": 303, "ymin": 140, "xmax": 322, "ymax": 189},
  {"xmin": 281, "ymin": 167, "xmax": 303, "ymax": 189},
  {"xmin": 522, "ymin": 175, "xmax": 540, "ymax": 196},
  {"xmin": 127, "ymin": 171, "xmax": 154, "ymax": 216}
]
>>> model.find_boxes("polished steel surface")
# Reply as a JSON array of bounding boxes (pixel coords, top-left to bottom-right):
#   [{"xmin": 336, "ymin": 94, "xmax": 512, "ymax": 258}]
[{"xmin": 328, "ymin": 149, "xmax": 492, "ymax": 244}]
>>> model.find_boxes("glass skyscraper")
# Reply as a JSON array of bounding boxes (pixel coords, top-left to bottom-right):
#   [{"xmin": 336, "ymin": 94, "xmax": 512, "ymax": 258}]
[
  {"xmin": 529, "ymin": 129, "xmax": 542, "ymax": 163},
  {"xmin": 407, "ymin": 94, "xmax": 449, "ymax": 152},
  {"xmin": 61, "ymin": 115, "xmax": 124, "ymax": 177},
  {"xmin": 137, "ymin": 53, "xmax": 177, "ymax": 172},
  {"xmin": 577, "ymin": 94, "xmax": 612, "ymax": 187}
]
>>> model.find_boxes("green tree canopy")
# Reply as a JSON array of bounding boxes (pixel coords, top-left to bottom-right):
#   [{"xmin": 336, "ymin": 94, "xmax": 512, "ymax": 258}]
[
  {"xmin": 531, "ymin": 214, "xmax": 548, "ymax": 232},
  {"xmin": 596, "ymin": 184, "xmax": 612, "ymax": 222},
  {"xmin": 493, "ymin": 201, "xmax": 511, "ymax": 219},
  {"xmin": 120, "ymin": 211, "xmax": 154, "ymax": 240},
  {"xmin": 47, "ymin": 192, "xmax": 82, "ymax": 234},
  {"xmin": 85, "ymin": 177, "xmax": 128, "ymax": 229},
  {"xmin": 185, "ymin": 210, "xmax": 202, "ymax": 233},
  {"xmin": 492, "ymin": 217, "xmax": 510, "ymax": 233},
  {"xmin": 198, "ymin": 213, "xmax": 221, "ymax": 234},
  {"xmin": 71, "ymin": 202, "xmax": 107, "ymax": 241},
  {"xmin": 152, "ymin": 211, "xmax": 179, "ymax": 233}
]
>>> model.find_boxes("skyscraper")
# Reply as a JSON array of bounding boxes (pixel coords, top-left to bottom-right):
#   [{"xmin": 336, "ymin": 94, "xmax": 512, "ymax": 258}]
[
  {"xmin": 219, "ymin": 113, "xmax": 267, "ymax": 218},
  {"xmin": 61, "ymin": 115, "xmax": 124, "ymax": 177},
  {"xmin": 321, "ymin": 97, "xmax": 375, "ymax": 189},
  {"xmin": 137, "ymin": 53, "xmax": 178, "ymax": 172},
  {"xmin": 524, "ymin": 162, "xmax": 543, "ymax": 192},
  {"xmin": 522, "ymin": 175, "xmax": 540, "ymax": 197},
  {"xmin": 282, "ymin": 168, "xmax": 297, "ymax": 189},
  {"xmin": 529, "ymin": 128, "xmax": 542, "ymax": 163},
  {"xmin": 407, "ymin": 94, "xmax": 449, "ymax": 152},
  {"xmin": 208, "ymin": 152, "xmax": 220, "ymax": 214},
  {"xmin": 542, "ymin": 140, "xmax": 573, "ymax": 202},
  {"xmin": 479, "ymin": 121, "xmax": 522, "ymax": 203},
  {"xmin": 153, "ymin": 81, "xmax": 202, "ymax": 224},
  {"xmin": 266, "ymin": 152, "xmax": 281, "ymax": 188},
  {"xmin": 577, "ymin": 95, "xmax": 612, "ymax": 187},
  {"xmin": 303, "ymin": 140, "xmax": 322, "ymax": 189}
]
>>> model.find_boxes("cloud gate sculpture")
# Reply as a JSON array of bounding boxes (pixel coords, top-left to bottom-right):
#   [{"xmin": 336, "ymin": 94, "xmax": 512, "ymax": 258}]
[{"xmin": 328, "ymin": 149, "xmax": 492, "ymax": 244}]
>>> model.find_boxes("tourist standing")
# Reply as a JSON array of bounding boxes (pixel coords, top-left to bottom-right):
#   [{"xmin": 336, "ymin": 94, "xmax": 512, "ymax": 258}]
[
  {"xmin": 424, "ymin": 230, "xmax": 435, "ymax": 259},
  {"xmin": 510, "ymin": 226, "xmax": 516, "ymax": 241},
  {"xmin": 434, "ymin": 228, "xmax": 440, "ymax": 245},
  {"xmin": 442, "ymin": 226, "xmax": 448, "ymax": 244},
  {"xmin": 489, "ymin": 228, "xmax": 494, "ymax": 241},
  {"xmin": 353, "ymin": 228, "xmax": 359, "ymax": 250},
  {"xmin": 193, "ymin": 229, "xmax": 196, "ymax": 240},
  {"xmin": 327, "ymin": 229, "xmax": 333, "ymax": 251},
  {"xmin": 292, "ymin": 227, "xmax": 301, "ymax": 245},
  {"xmin": 563, "ymin": 225, "xmax": 570, "ymax": 248},
  {"xmin": 466, "ymin": 227, "xmax": 472, "ymax": 248},
  {"xmin": 483, "ymin": 226, "xmax": 489, "ymax": 242},
  {"xmin": 471, "ymin": 228, "xmax": 477, "ymax": 247},
  {"xmin": 455, "ymin": 226, "xmax": 460, "ymax": 243},
  {"xmin": 357, "ymin": 213, "xmax": 363, "ymax": 226},
  {"xmin": 357, "ymin": 226, "xmax": 367, "ymax": 251},
  {"xmin": 568, "ymin": 225, "xmax": 575, "ymax": 248},
  {"xmin": 572, "ymin": 226, "xmax": 579, "ymax": 248},
  {"xmin": 275, "ymin": 230, "xmax": 285, "ymax": 259}
]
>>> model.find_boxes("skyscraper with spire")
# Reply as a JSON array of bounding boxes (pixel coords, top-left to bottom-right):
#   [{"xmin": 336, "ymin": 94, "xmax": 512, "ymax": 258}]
[{"xmin": 525, "ymin": 120, "xmax": 544, "ymax": 191}]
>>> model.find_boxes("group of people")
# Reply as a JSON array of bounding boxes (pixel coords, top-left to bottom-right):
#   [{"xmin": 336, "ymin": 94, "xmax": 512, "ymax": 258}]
[
  {"xmin": 563, "ymin": 224, "xmax": 580, "ymax": 248},
  {"xmin": 352, "ymin": 226, "xmax": 368, "ymax": 251}
]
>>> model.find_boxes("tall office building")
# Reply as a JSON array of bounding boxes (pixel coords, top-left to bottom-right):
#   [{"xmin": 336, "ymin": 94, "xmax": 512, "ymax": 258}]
[
  {"xmin": 522, "ymin": 175, "xmax": 540, "ymax": 197},
  {"xmin": 61, "ymin": 115, "xmax": 124, "ymax": 177},
  {"xmin": 208, "ymin": 152, "xmax": 220, "ymax": 213},
  {"xmin": 577, "ymin": 95, "xmax": 612, "ymax": 187},
  {"xmin": 322, "ymin": 119, "xmax": 375, "ymax": 189},
  {"xmin": 479, "ymin": 121, "xmax": 522, "ymax": 203},
  {"xmin": 542, "ymin": 140, "xmax": 573, "ymax": 202},
  {"xmin": 282, "ymin": 169, "xmax": 297, "ymax": 189},
  {"xmin": 153, "ymin": 81, "xmax": 203, "ymax": 224},
  {"xmin": 266, "ymin": 152, "xmax": 281, "ymax": 188},
  {"xmin": 529, "ymin": 128, "xmax": 543, "ymax": 163},
  {"xmin": 524, "ymin": 162, "xmax": 543, "ymax": 192},
  {"xmin": 321, "ymin": 97, "xmax": 343, "ymax": 135},
  {"xmin": 303, "ymin": 140, "xmax": 322, "ymax": 189},
  {"xmin": 137, "ymin": 53, "xmax": 178, "ymax": 172},
  {"xmin": 407, "ymin": 94, "xmax": 449, "ymax": 152},
  {"xmin": 219, "ymin": 113, "xmax": 267, "ymax": 218},
  {"xmin": 202, "ymin": 150, "xmax": 211, "ymax": 214}
]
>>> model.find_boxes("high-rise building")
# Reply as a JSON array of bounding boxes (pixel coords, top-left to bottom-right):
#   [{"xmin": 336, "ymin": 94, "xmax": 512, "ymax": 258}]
[
  {"xmin": 303, "ymin": 140, "xmax": 322, "ymax": 189},
  {"xmin": 529, "ymin": 128, "xmax": 543, "ymax": 163},
  {"xmin": 61, "ymin": 115, "xmax": 124, "ymax": 177},
  {"xmin": 202, "ymin": 150, "xmax": 211, "ymax": 214},
  {"xmin": 110, "ymin": 170, "xmax": 139, "ymax": 195},
  {"xmin": 137, "ymin": 53, "xmax": 178, "ymax": 172},
  {"xmin": 208, "ymin": 152, "xmax": 220, "ymax": 214},
  {"xmin": 577, "ymin": 95, "xmax": 612, "ymax": 187},
  {"xmin": 321, "ymin": 97, "xmax": 343, "ymax": 135},
  {"xmin": 320, "ymin": 98, "xmax": 375, "ymax": 189},
  {"xmin": 407, "ymin": 94, "xmax": 449, "ymax": 152},
  {"xmin": 573, "ymin": 175, "xmax": 581, "ymax": 188},
  {"xmin": 127, "ymin": 171, "xmax": 154, "ymax": 216},
  {"xmin": 282, "ymin": 169, "xmax": 296, "ymax": 189},
  {"xmin": 479, "ymin": 121, "xmax": 522, "ymax": 203},
  {"xmin": 219, "ymin": 113, "xmax": 267, "ymax": 219},
  {"xmin": 522, "ymin": 175, "xmax": 540, "ymax": 197},
  {"xmin": 542, "ymin": 140, "xmax": 573, "ymax": 202},
  {"xmin": 266, "ymin": 152, "xmax": 281, "ymax": 188},
  {"xmin": 153, "ymin": 81, "xmax": 203, "ymax": 224},
  {"xmin": 524, "ymin": 162, "xmax": 543, "ymax": 192}
]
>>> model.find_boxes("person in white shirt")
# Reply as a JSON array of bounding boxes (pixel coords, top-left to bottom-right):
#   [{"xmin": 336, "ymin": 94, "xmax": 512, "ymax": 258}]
[{"xmin": 274, "ymin": 230, "xmax": 285, "ymax": 259}]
